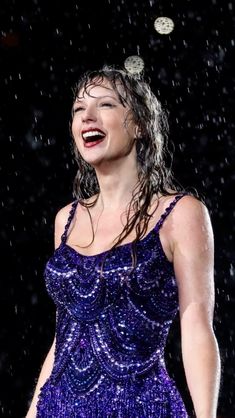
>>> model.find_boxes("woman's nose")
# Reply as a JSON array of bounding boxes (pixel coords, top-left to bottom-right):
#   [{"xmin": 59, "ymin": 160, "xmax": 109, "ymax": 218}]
[{"xmin": 81, "ymin": 105, "xmax": 97, "ymax": 122}]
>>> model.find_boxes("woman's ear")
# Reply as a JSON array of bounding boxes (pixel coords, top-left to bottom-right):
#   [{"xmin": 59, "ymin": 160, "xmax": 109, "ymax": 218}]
[{"xmin": 135, "ymin": 126, "xmax": 142, "ymax": 139}]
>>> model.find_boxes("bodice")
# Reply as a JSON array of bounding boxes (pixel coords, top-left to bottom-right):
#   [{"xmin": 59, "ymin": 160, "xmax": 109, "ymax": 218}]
[{"xmin": 43, "ymin": 195, "xmax": 185, "ymax": 396}]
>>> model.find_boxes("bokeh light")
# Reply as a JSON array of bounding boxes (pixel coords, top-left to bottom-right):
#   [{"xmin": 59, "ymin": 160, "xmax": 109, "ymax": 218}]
[
  {"xmin": 124, "ymin": 55, "xmax": 145, "ymax": 74},
  {"xmin": 154, "ymin": 17, "xmax": 174, "ymax": 35}
]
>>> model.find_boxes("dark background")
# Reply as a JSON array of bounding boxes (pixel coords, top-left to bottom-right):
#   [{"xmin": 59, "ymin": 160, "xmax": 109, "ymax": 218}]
[{"xmin": 0, "ymin": 0, "xmax": 234, "ymax": 417}]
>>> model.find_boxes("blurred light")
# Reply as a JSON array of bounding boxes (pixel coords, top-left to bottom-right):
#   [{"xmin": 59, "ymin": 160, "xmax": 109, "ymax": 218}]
[
  {"xmin": 0, "ymin": 32, "xmax": 20, "ymax": 47},
  {"xmin": 154, "ymin": 17, "xmax": 174, "ymax": 35},
  {"xmin": 124, "ymin": 55, "xmax": 145, "ymax": 74}
]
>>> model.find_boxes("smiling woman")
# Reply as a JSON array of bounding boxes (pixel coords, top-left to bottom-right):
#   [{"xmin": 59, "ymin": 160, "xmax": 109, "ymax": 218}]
[
  {"xmin": 26, "ymin": 66, "xmax": 220, "ymax": 418},
  {"xmin": 71, "ymin": 81, "xmax": 137, "ymax": 166}
]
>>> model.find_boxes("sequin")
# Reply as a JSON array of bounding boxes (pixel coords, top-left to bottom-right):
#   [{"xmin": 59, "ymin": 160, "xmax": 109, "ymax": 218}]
[{"xmin": 36, "ymin": 194, "xmax": 188, "ymax": 417}]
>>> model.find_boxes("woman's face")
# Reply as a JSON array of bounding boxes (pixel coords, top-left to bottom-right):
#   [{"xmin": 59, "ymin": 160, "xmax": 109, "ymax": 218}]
[{"xmin": 71, "ymin": 79, "xmax": 137, "ymax": 168}]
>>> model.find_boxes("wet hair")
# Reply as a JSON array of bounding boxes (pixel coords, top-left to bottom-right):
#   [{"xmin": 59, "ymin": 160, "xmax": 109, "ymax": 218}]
[{"xmin": 70, "ymin": 65, "xmax": 184, "ymax": 265}]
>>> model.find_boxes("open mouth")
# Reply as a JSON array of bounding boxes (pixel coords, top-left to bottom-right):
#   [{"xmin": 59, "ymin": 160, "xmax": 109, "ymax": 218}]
[{"xmin": 82, "ymin": 129, "xmax": 106, "ymax": 145}]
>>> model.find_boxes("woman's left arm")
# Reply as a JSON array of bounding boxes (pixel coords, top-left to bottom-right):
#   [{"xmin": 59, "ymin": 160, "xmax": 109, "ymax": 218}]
[{"xmin": 172, "ymin": 196, "xmax": 221, "ymax": 418}]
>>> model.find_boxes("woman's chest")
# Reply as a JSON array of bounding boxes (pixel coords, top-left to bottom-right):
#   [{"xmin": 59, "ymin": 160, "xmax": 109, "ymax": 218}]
[
  {"xmin": 66, "ymin": 206, "xmax": 172, "ymax": 260},
  {"xmin": 45, "ymin": 244, "xmax": 178, "ymax": 324},
  {"xmin": 45, "ymin": 235, "xmax": 176, "ymax": 311}
]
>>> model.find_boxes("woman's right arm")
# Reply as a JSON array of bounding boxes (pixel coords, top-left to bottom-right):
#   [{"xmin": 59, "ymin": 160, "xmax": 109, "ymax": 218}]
[
  {"xmin": 25, "ymin": 338, "xmax": 56, "ymax": 418},
  {"xmin": 26, "ymin": 203, "xmax": 73, "ymax": 417}
]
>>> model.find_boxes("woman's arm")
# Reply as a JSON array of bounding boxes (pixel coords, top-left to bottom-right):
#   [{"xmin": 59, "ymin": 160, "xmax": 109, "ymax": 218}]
[
  {"xmin": 25, "ymin": 338, "xmax": 56, "ymax": 417},
  {"xmin": 26, "ymin": 204, "xmax": 73, "ymax": 417},
  {"xmin": 171, "ymin": 196, "xmax": 221, "ymax": 418}
]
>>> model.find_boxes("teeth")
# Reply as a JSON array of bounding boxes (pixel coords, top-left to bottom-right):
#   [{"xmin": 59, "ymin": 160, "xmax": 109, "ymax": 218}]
[{"xmin": 82, "ymin": 130, "xmax": 105, "ymax": 139}]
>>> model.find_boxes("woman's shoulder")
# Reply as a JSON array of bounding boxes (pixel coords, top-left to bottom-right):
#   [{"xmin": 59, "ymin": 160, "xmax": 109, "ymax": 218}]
[
  {"xmin": 172, "ymin": 193, "xmax": 207, "ymax": 218},
  {"xmin": 158, "ymin": 190, "xmax": 205, "ymax": 209},
  {"xmin": 158, "ymin": 193, "xmax": 213, "ymax": 258},
  {"xmin": 165, "ymin": 193, "xmax": 212, "ymax": 241},
  {"xmin": 54, "ymin": 193, "xmax": 98, "ymax": 228},
  {"xmin": 155, "ymin": 192, "xmax": 209, "ymax": 230},
  {"xmin": 152, "ymin": 190, "xmax": 203, "ymax": 211},
  {"xmin": 56, "ymin": 202, "xmax": 74, "ymax": 220},
  {"xmin": 55, "ymin": 201, "xmax": 75, "ymax": 226},
  {"xmin": 54, "ymin": 200, "xmax": 77, "ymax": 248}
]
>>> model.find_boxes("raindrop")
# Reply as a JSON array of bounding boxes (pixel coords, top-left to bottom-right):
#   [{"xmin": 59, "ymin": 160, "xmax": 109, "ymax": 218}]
[
  {"xmin": 31, "ymin": 294, "xmax": 38, "ymax": 305},
  {"xmin": 229, "ymin": 264, "xmax": 234, "ymax": 277}
]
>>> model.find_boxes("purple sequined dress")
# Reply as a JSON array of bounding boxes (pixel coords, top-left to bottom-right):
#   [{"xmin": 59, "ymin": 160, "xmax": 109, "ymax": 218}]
[{"xmin": 37, "ymin": 194, "xmax": 188, "ymax": 417}]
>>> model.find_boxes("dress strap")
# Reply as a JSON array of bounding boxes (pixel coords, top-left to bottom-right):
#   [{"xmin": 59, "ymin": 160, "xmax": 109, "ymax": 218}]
[
  {"xmin": 61, "ymin": 199, "xmax": 79, "ymax": 244},
  {"xmin": 155, "ymin": 193, "xmax": 187, "ymax": 232}
]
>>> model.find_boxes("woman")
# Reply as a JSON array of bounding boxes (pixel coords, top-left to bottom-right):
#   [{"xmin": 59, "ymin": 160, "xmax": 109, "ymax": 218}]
[{"xmin": 26, "ymin": 66, "xmax": 220, "ymax": 417}]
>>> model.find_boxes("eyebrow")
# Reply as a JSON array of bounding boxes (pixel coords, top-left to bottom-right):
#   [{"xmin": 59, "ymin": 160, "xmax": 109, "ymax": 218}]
[{"xmin": 74, "ymin": 94, "xmax": 120, "ymax": 104}]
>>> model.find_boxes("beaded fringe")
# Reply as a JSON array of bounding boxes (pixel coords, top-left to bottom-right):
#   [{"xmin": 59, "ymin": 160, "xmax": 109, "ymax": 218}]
[{"xmin": 37, "ymin": 375, "xmax": 187, "ymax": 418}]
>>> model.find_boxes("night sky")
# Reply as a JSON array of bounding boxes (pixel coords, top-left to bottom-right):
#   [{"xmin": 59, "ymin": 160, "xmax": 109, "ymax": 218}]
[{"xmin": 0, "ymin": 0, "xmax": 234, "ymax": 417}]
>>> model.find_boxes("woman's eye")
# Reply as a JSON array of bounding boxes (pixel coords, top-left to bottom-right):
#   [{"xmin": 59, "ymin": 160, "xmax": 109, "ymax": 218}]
[
  {"xmin": 73, "ymin": 106, "xmax": 84, "ymax": 113},
  {"xmin": 100, "ymin": 102, "xmax": 115, "ymax": 108}
]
